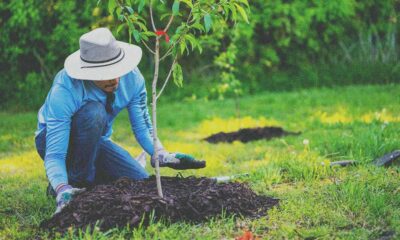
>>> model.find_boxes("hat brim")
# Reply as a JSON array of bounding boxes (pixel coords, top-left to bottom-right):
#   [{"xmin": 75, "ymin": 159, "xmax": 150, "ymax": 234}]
[{"xmin": 64, "ymin": 41, "xmax": 142, "ymax": 81}]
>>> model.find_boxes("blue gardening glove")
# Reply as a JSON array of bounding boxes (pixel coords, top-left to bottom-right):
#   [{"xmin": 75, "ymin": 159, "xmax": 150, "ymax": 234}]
[
  {"xmin": 151, "ymin": 149, "xmax": 206, "ymax": 170},
  {"xmin": 54, "ymin": 185, "xmax": 85, "ymax": 214}
]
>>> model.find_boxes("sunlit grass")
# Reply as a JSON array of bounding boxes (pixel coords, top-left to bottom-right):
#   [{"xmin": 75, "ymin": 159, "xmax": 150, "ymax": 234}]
[
  {"xmin": 1, "ymin": 84, "xmax": 400, "ymax": 239},
  {"xmin": 313, "ymin": 107, "xmax": 400, "ymax": 124},
  {"xmin": 0, "ymin": 151, "xmax": 43, "ymax": 176},
  {"xmin": 361, "ymin": 108, "xmax": 400, "ymax": 123}
]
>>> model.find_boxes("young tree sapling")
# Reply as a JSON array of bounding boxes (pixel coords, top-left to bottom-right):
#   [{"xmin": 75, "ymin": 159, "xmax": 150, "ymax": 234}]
[{"xmin": 105, "ymin": 0, "xmax": 249, "ymax": 197}]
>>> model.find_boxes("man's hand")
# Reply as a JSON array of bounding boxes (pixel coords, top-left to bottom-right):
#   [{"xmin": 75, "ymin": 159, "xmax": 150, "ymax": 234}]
[
  {"xmin": 54, "ymin": 185, "xmax": 85, "ymax": 214},
  {"xmin": 151, "ymin": 149, "xmax": 206, "ymax": 170}
]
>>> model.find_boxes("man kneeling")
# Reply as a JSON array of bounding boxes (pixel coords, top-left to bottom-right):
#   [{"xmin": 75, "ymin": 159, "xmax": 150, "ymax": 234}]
[{"xmin": 35, "ymin": 28, "xmax": 205, "ymax": 214}]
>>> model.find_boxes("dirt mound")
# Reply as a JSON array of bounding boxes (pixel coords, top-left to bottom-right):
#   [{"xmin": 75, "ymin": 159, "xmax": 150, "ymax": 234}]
[
  {"xmin": 40, "ymin": 176, "xmax": 278, "ymax": 233},
  {"xmin": 203, "ymin": 126, "xmax": 300, "ymax": 143}
]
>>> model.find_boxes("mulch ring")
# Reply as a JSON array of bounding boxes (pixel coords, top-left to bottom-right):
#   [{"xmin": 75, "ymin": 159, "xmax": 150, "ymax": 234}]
[
  {"xmin": 40, "ymin": 176, "xmax": 279, "ymax": 233},
  {"xmin": 203, "ymin": 126, "xmax": 301, "ymax": 144}
]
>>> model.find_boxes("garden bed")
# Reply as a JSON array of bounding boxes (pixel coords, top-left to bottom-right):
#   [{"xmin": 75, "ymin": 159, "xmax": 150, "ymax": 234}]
[{"xmin": 41, "ymin": 176, "xmax": 278, "ymax": 233}]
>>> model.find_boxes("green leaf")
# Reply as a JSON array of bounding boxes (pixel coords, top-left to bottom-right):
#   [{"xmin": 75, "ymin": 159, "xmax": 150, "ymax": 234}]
[
  {"xmin": 141, "ymin": 34, "xmax": 148, "ymax": 41},
  {"xmin": 172, "ymin": 47, "xmax": 178, "ymax": 58},
  {"xmin": 204, "ymin": 14, "xmax": 212, "ymax": 32},
  {"xmin": 175, "ymin": 24, "xmax": 186, "ymax": 34},
  {"xmin": 126, "ymin": 17, "xmax": 134, "ymax": 31},
  {"xmin": 191, "ymin": 22, "xmax": 205, "ymax": 32},
  {"xmin": 136, "ymin": 21, "xmax": 148, "ymax": 31},
  {"xmin": 128, "ymin": 27, "xmax": 132, "ymax": 43},
  {"xmin": 116, "ymin": 24, "xmax": 125, "ymax": 35},
  {"xmin": 136, "ymin": 14, "xmax": 146, "ymax": 22},
  {"xmin": 170, "ymin": 33, "xmax": 180, "ymax": 44},
  {"xmin": 133, "ymin": 29, "xmax": 141, "ymax": 42},
  {"xmin": 125, "ymin": 6, "xmax": 134, "ymax": 14},
  {"xmin": 234, "ymin": 3, "xmax": 249, "ymax": 23},
  {"xmin": 142, "ymin": 31, "xmax": 157, "ymax": 37},
  {"xmin": 197, "ymin": 44, "xmax": 203, "ymax": 54},
  {"xmin": 222, "ymin": 5, "xmax": 230, "ymax": 20},
  {"xmin": 173, "ymin": 63, "xmax": 183, "ymax": 87},
  {"xmin": 228, "ymin": 4, "xmax": 237, "ymax": 20},
  {"xmin": 179, "ymin": 40, "xmax": 186, "ymax": 55},
  {"xmin": 185, "ymin": 34, "xmax": 197, "ymax": 51},
  {"xmin": 160, "ymin": 13, "xmax": 172, "ymax": 20},
  {"xmin": 172, "ymin": 1, "xmax": 180, "ymax": 16},
  {"xmin": 108, "ymin": 0, "xmax": 117, "ymax": 15},
  {"xmin": 237, "ymin": 0, "xmax": 249, "ymax": 7},
  {"xmin": 113, "ymin": 6, "xmax": 122, "ymax": 20},
  {"xmin": 180, "ymin": 0, "xmax": 193, "ymax": 8},
  {"xmin": 126, "ymin": 18, "xmax": 136, "ymax": 43},
  {"xmin": 138, "ymin": 0, "xmax": 145, "ymax": 13}
]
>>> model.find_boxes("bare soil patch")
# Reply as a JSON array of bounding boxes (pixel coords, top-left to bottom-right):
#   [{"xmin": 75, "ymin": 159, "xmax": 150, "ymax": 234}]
[{"xmin": 203, "ymin": 126, "xmax": 300, "ymax": 143}]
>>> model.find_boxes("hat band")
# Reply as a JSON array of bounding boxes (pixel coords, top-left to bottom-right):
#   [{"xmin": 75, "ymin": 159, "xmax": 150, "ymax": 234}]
[{"xmin": 80, "ymin": 48, "xmax": 125, "ymax": 69}]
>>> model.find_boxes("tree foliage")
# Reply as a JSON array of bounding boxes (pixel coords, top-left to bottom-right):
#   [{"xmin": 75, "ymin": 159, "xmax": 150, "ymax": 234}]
[
  {"xmin": 0, "ymin": 0, "xmax": 97, "ymax": 109},
  {"xmin": 0, "ymin": 0, "xmax": 398, "ymax": 109}
]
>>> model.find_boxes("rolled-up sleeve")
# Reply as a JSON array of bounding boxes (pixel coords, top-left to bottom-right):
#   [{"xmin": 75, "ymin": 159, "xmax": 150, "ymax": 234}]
[
  {"xmin": 127, "ymin": 70, "xmax": 154, "ymax": 156},
  {"xmin": 45, "ymin": 84, "xmax": 77, "ymax": 190}
]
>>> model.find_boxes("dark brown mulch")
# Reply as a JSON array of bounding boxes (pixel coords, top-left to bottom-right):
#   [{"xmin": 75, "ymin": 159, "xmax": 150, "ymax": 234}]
[
  {"xmin": 40, "ymin": 176, "xmax": 278, "ymax": 233},
  {"xmin": 203, "ymin": 126, "xmax": 300, "ymax": 144}
]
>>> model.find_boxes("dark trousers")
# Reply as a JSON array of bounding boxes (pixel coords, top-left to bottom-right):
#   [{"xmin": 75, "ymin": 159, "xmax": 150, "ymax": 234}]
[{"xmin": 35, "ymin": 101, "xmax": 149, "ymax": 192}]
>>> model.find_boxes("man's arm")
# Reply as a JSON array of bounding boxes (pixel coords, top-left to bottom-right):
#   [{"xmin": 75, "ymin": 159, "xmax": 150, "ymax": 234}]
[
  {"xmin": 126, "ymin": 69, "xmax": 206, "ymax": 170},
  {"xmin": 127, "ymin": 69, "xmax": 154, "ymax": 156},
  {"xmin": 44, "ymin": 84, "xmax": 77, "ymax": 191}
]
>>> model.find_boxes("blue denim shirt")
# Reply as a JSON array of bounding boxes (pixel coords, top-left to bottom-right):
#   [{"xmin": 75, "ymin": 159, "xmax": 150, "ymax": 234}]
[{"xmin": 36, "ymin": 68, "xmax": 154, "ymax": 189}]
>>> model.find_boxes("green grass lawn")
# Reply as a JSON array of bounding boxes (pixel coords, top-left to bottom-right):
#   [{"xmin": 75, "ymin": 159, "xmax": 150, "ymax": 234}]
[{"xmin": 1, "ymin": 84, "xmax": 400, "ymax": 239}]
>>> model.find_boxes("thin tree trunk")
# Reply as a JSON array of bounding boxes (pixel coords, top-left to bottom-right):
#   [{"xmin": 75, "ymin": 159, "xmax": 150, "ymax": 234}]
[{"xmin": 152, "ymin": 37, "xmax": 163, "ymax": 198}]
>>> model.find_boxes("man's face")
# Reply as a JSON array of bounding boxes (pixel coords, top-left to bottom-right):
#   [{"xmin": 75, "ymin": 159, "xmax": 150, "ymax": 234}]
[{"xmin": 93, "ymin": 77, "xmax": 120, "ymax": 93}]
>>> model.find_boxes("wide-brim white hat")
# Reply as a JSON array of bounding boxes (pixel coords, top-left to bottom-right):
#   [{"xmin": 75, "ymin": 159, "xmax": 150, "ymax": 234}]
[{"xmin": 64, "ymin": 28, "xmax": 142, "ymax": 81}]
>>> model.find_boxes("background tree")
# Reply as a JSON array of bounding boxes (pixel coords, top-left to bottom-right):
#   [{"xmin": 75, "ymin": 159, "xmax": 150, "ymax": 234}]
[{"xmin": 0, "ymin": 0, "xmax": 398, "ymax": 110}]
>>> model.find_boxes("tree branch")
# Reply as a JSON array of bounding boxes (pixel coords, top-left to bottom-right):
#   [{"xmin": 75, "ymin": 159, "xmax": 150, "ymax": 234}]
[
  {"xmin": 159, "ymin": 33, "xmax": 185, "ymax": 61},
  {"xmin": 186, "ymin": 8, "xmax": 193, "ymax": 25},
  {"xmin": 149, "ymin": 0, "xmax": 157, "ymax": 32},
  {"xmin": 32, "ymin": 49, "xmax": 52, "ymax": 81},
  {"xmin": 160, "ymin": 8, "xmax": 193, "ymax": 61},
  {"xmin": 141, "ymin": 39, "xmax": 156, "ymax": 54},
  {"xmin": 160, "ymin": 48, "xmax": 174, "ymax": 61},
  {"xmin": 157, "ymin": 57, "xmax": 177, "ymax": 100},
  {"xmin": 164, "ymin": 15, "xmax": 174, "ymax": 32}
]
